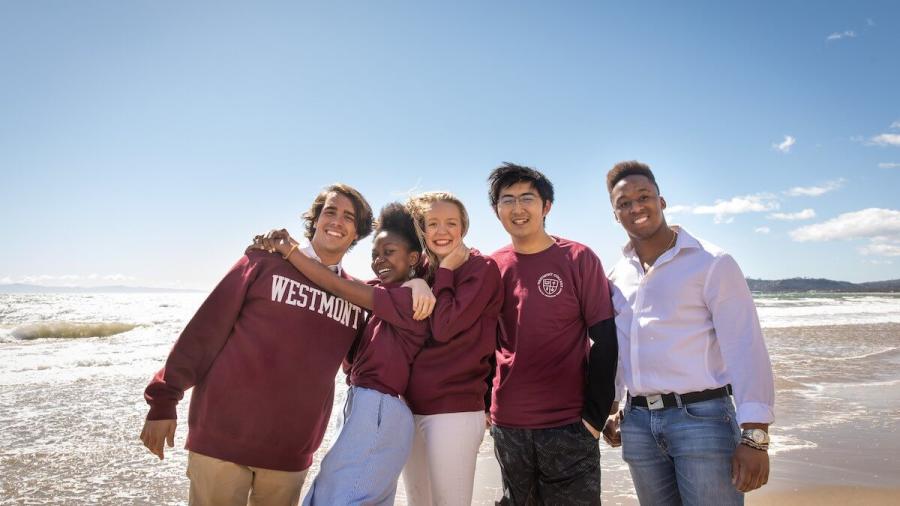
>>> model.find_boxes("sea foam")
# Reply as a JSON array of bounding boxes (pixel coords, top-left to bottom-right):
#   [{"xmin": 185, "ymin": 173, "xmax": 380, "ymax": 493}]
[{"xmin": 11, "ymin": 321, "xmax": 137, "ymax": 340}]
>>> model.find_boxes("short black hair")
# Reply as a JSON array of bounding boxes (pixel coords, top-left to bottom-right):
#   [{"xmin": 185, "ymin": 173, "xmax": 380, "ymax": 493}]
[
  {"xmin": 376, "ymin": 202, "xmax": 422, "ymax": 254},
  {"xmin": 303, "ymin": 183, "xmax": 374, "ymax": 249},
  {"xmin": 606, "ymin": 160, "xmax": 659, "ymax": 194},
  {"xmin": 487, "ymin": 162, "xmax": 555, "ymax": 208}
]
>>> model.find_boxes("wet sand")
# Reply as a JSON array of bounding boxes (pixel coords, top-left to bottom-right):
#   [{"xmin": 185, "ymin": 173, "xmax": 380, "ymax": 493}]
[{"xmin": 465, "ymin": 438, "xmax": 900, "ymax": 505}]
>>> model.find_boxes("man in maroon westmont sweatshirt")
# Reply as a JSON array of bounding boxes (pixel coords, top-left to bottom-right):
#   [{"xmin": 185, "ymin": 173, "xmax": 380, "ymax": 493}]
[{"xmin": 140, "ymin": 184, "xmax": 373, "ymax": 506}]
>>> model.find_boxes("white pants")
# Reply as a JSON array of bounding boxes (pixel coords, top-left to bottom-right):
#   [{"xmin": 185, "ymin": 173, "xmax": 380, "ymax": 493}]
[{"xmin": 401, "ymin": 410, "xmax": 486, "ymax": 506}]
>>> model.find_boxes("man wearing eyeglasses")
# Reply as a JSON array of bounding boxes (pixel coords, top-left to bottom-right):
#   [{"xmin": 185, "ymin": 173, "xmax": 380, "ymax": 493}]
[{"xmin": 486, "ymin": 163, "xmax": 619, "ymax": 505}]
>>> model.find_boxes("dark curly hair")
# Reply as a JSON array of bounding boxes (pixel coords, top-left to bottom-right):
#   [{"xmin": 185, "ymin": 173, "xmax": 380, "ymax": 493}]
[
  {"xmin": 302, "ymin": 183, "xmax": 374, "ymax": 249},
  {"xmin": 375, "ymin": 202, "xmax": 423, "ymax": 254}
]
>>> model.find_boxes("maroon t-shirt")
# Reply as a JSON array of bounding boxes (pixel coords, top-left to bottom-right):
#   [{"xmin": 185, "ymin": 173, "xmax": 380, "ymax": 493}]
[
  {"xmin": 144, "ymin": 250, "xmax": 366, "ymax": 471},
  {"xmin": 405, "ymin": 250, "xmax": 504, "ymax": 415},
  {"xmin": 349, "ymin": 282, "xmax": 430, "ymax": 397},
  {"xmin": 490, "ymin": 237, "xmax": 614, "ymax": 429}
]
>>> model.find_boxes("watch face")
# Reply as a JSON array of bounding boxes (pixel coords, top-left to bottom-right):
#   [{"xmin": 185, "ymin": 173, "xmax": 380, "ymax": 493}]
[{"xmin": 747, "ymin": 429, "xmax": 768, "ymax": 444}]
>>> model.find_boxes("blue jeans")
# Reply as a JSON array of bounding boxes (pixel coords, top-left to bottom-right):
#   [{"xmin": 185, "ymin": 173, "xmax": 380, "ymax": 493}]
[
  {"xmin": 620, "ymin": 396, "xmax": 743, "ymax": 506},
  {"xmin": 302, "ymin": 386, "xmax": 414, "ymax": 506}
]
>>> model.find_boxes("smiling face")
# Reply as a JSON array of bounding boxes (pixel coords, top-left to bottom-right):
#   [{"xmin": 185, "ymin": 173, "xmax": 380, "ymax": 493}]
[
  {"xmin": 495, "ymin": 181, "xmax": 551, "ymax": 242},
  {"xmin": 310, "ymin": 192, "xmax": 359, "ymax": 262},
  {"xmin": 610, "ymin": 174, "xmax": 668, "ymax": 241},
  {"xmin": 370, "ymin": 230, "xmax": 420, "ymax": 284},
  {"xmin": 423, "ymin": 200, "xmax": 466, "ymax": 261}
]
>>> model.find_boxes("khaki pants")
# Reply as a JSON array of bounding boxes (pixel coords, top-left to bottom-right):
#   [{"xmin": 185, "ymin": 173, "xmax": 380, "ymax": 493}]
[{"xmin": 186, "ymin": 451, "xmax": 309, "ymax": 506}]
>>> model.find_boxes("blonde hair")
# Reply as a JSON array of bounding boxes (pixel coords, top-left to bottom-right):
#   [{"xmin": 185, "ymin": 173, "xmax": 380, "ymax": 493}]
[{"xmin": 405, "ymin": 191, "xmax": 470, "ymax": 278}]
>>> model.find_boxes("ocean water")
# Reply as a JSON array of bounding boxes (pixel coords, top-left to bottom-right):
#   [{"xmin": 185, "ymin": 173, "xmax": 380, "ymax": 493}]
[{"xmin": 1, "ymin": 292, "xmax": 899, "ymax": 505}]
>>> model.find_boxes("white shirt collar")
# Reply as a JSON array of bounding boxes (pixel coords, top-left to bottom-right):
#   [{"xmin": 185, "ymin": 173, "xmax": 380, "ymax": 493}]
[
  {"xmin": 301, "ymin": 245, "xmax": 343, "ymax": 276},
  {"xmin": 621, "ymin": 225, "xmax": 699, "ymax": 261}
]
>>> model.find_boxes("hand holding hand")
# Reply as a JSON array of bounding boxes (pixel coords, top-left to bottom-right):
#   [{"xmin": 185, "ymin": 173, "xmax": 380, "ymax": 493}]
[
  {"xmin": 140, "ymin": 419, "xmax": 176, "ymax": 460},
  {"xmin": 731, "ymin": 443, "xmax": 769, "ymax": 492},
  {"xmin": 602, "ymin": 410, "xmax": 622, "ymax": 447},
  {"xmin": 402, "ymin": 278, "xmax": 436, "ymax": 320},
  {"xmin": 439, "ymin": 242, "xmax": 470, "ymax": 271}
]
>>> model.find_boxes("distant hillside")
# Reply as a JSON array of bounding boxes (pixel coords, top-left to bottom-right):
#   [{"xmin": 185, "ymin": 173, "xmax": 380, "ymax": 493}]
[
  {"xmin": 746, "ymin": 278, "xmax": 900, "ymax": 293},
  {"xmin": 0, "ymin": 284, "xmax": 203, "ymax": 294}
]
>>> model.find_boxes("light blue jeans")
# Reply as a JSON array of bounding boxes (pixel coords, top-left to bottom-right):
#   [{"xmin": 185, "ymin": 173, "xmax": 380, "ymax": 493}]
[
  {"xmin": 302, "ymin": 386, "xmax": 414, "ymax": 506},
  {"xmin": 620, "ymin": 396, "xmax": 743, "ymax": 506}
]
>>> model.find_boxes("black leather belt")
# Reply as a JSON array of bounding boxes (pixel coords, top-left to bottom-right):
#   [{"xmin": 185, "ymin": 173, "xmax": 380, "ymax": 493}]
[{"xmin": 630, "ymin": 385, "xmax": 733, "ymax": 410}]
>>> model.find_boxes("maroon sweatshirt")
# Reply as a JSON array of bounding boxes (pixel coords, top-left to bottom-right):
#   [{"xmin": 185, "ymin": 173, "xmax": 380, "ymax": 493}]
[
  {"xmin": 349, "ymin": 282, "xmax": 430, "ymax": 396},
  {"xmin": 405, "ymin": 250, "xmax": 503, "ymax": 415},
  {"xmin": 144, "ymin": 250, "xmax": 365, "ymax": 472},
  {"xmin": 490, "ymin": 237, "xmax": 614, "ymax": 429}
]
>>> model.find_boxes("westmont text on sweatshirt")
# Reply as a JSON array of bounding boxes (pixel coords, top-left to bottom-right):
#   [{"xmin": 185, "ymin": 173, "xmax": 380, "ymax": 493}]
[{"xmin": 144, "ymin": 250, "xmax": 365, "ymax": 471}]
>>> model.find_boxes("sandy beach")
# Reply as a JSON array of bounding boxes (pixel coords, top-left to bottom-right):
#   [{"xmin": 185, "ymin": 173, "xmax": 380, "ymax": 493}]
[{"xmin": 2, "ymin": 294, "xmax": 900, "ymax": 504}]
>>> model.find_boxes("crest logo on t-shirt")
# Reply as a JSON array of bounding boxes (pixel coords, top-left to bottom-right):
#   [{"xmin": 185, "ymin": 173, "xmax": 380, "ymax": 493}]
[{"xmin": 537, "ymin": 273, "xmax": 563, "ymax": 298}]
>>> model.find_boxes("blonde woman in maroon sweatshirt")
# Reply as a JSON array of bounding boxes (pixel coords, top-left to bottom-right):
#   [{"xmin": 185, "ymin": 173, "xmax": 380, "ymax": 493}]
[{"xmin": 401, "ymin": 192, "xmax": 504, "ymax": 506}]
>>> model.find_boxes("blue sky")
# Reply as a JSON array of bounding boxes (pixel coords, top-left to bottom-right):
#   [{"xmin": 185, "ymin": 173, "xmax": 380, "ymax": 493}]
[{"xmin": 2, "ymin": 1, "xmax": 899, "ymax": 289}]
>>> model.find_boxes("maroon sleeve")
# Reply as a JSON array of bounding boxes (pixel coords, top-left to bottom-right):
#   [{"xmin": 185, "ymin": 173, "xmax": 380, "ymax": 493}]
[
  {"xmin": 429, "ymin": 258, "xmax": 501, "ymax": 343},
  {"xmin": 372, "ymin": 285, "xmax": 428, "ymax": 334},
  {"xmin": 575, "ymin": 246, "xmax": 615, "ymax": 327},
  {"xmin": 143, "ymin": 254, "xmax": 262, "ymax": 420},
  {"xmin": 342, "ymin": 314, "xmax": 368, "ymax": 382}
]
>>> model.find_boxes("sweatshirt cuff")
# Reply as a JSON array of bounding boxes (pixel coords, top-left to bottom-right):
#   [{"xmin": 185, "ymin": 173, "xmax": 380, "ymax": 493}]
[
  {"xmin": 736, "ymin": 402, "xmax": 774, "ymax": 426},
  {"xmin": 433, "ymin": 268, "xmax": 454, "ymax": 291},
  {"xmin": 580, "ymin": 406, "xmax": 606, "ymax": 432},
  {"xmin": 147, "ymin": 402, "xmax": 178, "ymax": 421}
]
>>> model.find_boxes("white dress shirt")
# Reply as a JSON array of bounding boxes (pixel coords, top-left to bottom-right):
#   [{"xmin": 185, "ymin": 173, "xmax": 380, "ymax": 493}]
[
  {"xmin": 301, "ymin": 245, "xmax": 343, "ymax": 275},
  {"xmin": 608, "ymin": 227, "xmax": 775, "ymax": 425}
]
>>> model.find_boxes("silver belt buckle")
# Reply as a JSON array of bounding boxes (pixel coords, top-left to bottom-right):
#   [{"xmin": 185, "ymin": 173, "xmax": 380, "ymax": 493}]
[{"xmin": 646, "ymin": 394, "xmax": 664, "ymax": 410}]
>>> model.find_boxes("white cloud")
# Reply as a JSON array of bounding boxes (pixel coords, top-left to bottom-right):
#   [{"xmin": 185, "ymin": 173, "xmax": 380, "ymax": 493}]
[
  {"xmin": 860, "ymin": 239, "xmax": 900, "ymax": 257},
  {"xmin": 784, "ymin": 179, "xmax": 844, "ymax": 197},
  {"xmin": 790, "ymin": 208, "xmax": 900, "ymax": 248},
  {"xmin": 769, "ymin": 209, "xmax": 816, "ymax": 221},
  {"xmin": 891, "ymin": 120, "xmax": 900, "ymax": 129},
  {"xmin": 879, "ymin": 162, "xmax": 900, "ymax": 169},
  {"xmin": 103, "ymin": 274, "xmax": 136, "ymax": 282},
  {"xmin": 672, "ymin": 193, "xmax": 779, "ymax": 224},
  {"xmin": 665, "ymin": 205, "xmax": 692, "ymax": 215},
  {"xmin": 826, "ymin": 30, "xmax": 856, "ymax": 41},
  {"xmin": 8, "ymin": 274, "xmax": 138, "ymax": 286},
  {"xmin": 772, "ymin": 135, "xmax": 796, "ymax": 153},
  {"xmin": 871, "ymin": 133, "xmax": 900, "ymax": 146},
  {"xmin": 754, "ymin": 226, "xmax": 771, "ymax": 234},
  {"xmin": 693, "ymin": 194, "xmax": 779, "ymax": 216},
  {"xmin": 866, "ymin": 18, "xmax": 875, "ymax": 27},
  {"xmin": 0, "ymin": 276, "xmax": 12, "ymax": 285}
]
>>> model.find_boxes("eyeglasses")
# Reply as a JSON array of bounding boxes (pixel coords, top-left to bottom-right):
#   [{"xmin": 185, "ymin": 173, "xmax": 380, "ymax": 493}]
[{"xmin": 498, "ymin": 194, "xmax": 539, "ymax": 208}]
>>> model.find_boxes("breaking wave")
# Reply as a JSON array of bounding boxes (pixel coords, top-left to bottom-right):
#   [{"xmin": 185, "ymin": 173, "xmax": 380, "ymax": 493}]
[{"xmin": 11, "ymin": 321, "xmax": 138, "ymax": 340}]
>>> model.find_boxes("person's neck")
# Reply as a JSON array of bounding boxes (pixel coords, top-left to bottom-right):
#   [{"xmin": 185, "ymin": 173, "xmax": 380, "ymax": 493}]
[
  {"xmin": 631, "ymin": 225, "xmax": 676, "ymax": 268},
  {"xmin": 512, "ymin": 231, "xmax": 555, "ymax": 254},
  {"xmin": 311, "ymin": 244, "xmax": 343, "ymax": 267}
]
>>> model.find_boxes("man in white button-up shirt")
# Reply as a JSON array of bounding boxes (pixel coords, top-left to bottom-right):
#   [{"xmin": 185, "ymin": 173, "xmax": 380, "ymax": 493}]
[{"xmin": 600, "ymin": 161, "xmax": 775, "ymax": 505}]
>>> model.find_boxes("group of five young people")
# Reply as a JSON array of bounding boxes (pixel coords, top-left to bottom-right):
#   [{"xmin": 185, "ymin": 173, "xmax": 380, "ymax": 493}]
[{"xmin": 142, "ymin": 163, "xmax": 618, "ymax": 506}]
